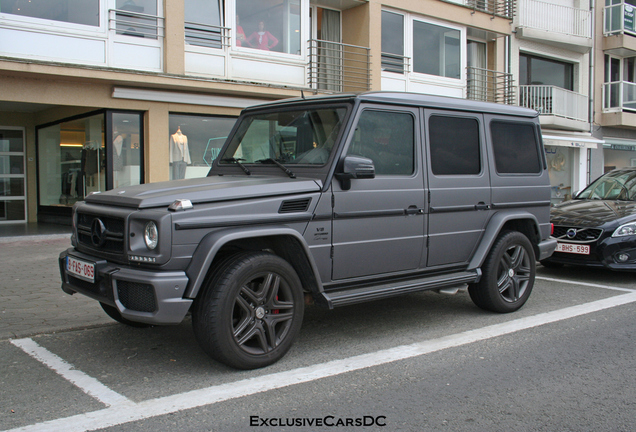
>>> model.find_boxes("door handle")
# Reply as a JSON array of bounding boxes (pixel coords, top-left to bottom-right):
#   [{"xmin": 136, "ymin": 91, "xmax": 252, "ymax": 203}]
[
  {"xmin": 475, "ymin": 202, "xmax": 490, "ymax": 211},
  {"xmin": 406, "ymin": 206, "xmax": 424, "ymax": 215}
]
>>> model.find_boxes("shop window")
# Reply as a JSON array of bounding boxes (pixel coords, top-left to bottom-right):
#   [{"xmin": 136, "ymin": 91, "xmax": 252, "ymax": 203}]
[
  {"xmin": 235, "ymin": 0, "xmax": 301, "ymax": 54},
  {"xmin": 0, "ymin": 0, "xmax": 99, "ymax": 26},
  {"xmin": 347, "ymin": 110, "xmax": 414, "ymax": 176},
  {"xmin": 429, "ymin": 116, "xmax": 480, "ymax": 175},
  {"xmin": 111, "ymin": 112, "xmax": 143, "ymax": 188},
  {"xmin": 490, "ymin": 121, "xmax": 541, "ymax": 174},
  {"xmin": 38, "ymin": 114, "xmax": 105, "ymax": 208},
  {"xmin": 185, "ymin": 0, "xmax": 224, "ymax": 49},
  {"xmin": 0, "ymin": 128, "xmax": 26, "ymax": 222},
  {"xmin": 413, "ymin": 20, "xmax": 460, "ymax": 79},
  {"xmin": 169, "ymin": 114, "xmax": 236, "ymax": 180}
]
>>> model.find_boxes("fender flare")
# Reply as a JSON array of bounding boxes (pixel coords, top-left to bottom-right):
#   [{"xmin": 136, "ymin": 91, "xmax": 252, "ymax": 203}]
[
  {"xmin": 468, "ymin": 211, "xmax": 542, "ymax": 270},
  {"xmin": 183, "ymin": 226, "xmax": 324, "ymax": 299}
]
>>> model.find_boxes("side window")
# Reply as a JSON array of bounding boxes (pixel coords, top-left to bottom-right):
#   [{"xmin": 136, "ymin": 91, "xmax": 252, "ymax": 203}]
[
  {"xmin": 429, "ymin": 115, "xmax": 480, "ymax": 175},
  {"xmin": 490, "ymin": 121, "xmax": 541, "ymax": 174},
  {"xmin": 347, "ymin": 110, "xmax": 414, "ymax": 175}
]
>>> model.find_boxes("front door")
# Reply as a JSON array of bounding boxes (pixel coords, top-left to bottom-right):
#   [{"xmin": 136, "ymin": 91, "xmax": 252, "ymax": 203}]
[{"xmin": 331, "ymin": 106, "xmax": 426, "ymax": 280}]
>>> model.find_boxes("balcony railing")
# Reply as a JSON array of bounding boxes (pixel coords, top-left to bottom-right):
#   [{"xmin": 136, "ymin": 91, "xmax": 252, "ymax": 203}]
[
  {"xmin": 465, "ymin": 0, "xmax": 514, "ymax": 19},
  {"xmin": 308, "ymin": 39, "xmax": 371, "ymax": 93},
  {"xmin": 466, "ymin": 67, "xmax": 514, "ymax": 105},
  {"xmin": 603, "ymin": 81, "xmax": 636, "ymax": 111},
  {"xmin": 185, "ymin": 22, "xmax": 230, "ymax": 49},
  {"xmin": 381, "ymin": 53, "xmax": 410, "ymax": 75},
  {"xmin": 604, "ymin": 1, "xmax": 636, "ymax": 35},
  {"xmin": 109, "ymin": 9, "xmax": 164, "ymax": 39},
  {"xmin": 518, "ymin": 0, "xmax": 591, "ymax": 38},
  {"xmin": 519, "ymin": 85, "xmax": 588, "ymax": 123}
]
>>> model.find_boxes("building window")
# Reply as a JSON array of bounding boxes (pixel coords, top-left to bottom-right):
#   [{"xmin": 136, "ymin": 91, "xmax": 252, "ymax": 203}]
[
  {"xmin": 169, "ymin": 114, "xmax": 236, "ymax": 180},
  {"xmin": 0, "ymin": 0, "xmax": 99, "ymax": 26},
  {"xmin": 0, "ymin": 128, "xmax": 26, "ymax": 222},
  {"xmin": 413, "ymin": 20, "xmax": 460, "ymax": 79},
  {"xmin": 115, "ymin": 0, "xmax": 159, "ymax": 39},
  {"xmin": 381, "ymin": 10, "xmax": 405, "ymax": 74},
  {"xmin": 185, "ymin": 0, "xmax": 224, "ymax": 49},
  {"xmin": 236, "ymin": 0, "xmax": 301, "ymax": 54},
  {"xmin": 111, "ymin": 112, "xmax": 143, "ymax": 189},
  {"xmin": 519, "ymin": 53, "xmax": 573, "ymax": 90}
]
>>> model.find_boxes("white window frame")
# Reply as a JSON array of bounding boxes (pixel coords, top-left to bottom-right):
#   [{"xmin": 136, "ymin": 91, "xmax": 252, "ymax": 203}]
[{"xmin": 0, "ymin": 126, "xmax": 27, "ymax": 223}]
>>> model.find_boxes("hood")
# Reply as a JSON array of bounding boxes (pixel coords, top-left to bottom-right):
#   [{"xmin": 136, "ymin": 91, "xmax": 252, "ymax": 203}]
[
  {"xmin": 551, "ymin": 199, "xmax": 636, "ymax": 227},
  {"xmin": 85, "ymin": 175, "xmax": 322, "ymax": 209}
]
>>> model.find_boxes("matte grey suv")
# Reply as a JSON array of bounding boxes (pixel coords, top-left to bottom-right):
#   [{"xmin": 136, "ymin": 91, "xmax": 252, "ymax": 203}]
[{"xmin": 60, "ymin": 92, "xmax": 556, "ymax": 369}]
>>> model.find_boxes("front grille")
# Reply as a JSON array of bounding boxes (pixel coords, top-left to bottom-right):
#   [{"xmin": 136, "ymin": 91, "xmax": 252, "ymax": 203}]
[
  {"xmin": 117, "ymin": 281, "xmax": 157, "ymax": 313},
  {"xmin": 553, "ymin": 226, "xmax": 603, "ymax": 243},
  {"xmin": 77, "ymin": 213, "xmax": 125, "ymax": 253}
]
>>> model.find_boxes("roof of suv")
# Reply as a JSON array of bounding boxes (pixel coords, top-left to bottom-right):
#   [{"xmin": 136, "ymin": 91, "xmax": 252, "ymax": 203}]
[{"xmin": 247, "ymin": 91, "xmax": 539, "ymax": 118}]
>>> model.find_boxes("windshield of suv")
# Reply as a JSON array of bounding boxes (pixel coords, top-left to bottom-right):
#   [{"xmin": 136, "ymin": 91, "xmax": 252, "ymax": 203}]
[
  {"xmin": 576, "ymin": 170, "xmax": 636, "ymax": 201},
  {"xmin": 219, "ymin": 107, "xmax": 348, "ymax": 166}
]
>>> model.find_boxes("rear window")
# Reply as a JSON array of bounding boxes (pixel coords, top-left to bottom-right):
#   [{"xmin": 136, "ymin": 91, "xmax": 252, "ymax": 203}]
[{"xmin": 490, "ymin": 121, "xmax": 541, "ymax": 174}]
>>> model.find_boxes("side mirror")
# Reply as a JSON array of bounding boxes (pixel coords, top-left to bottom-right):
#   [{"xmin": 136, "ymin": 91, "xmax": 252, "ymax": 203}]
[{"xmin": 336, "ymin": 155, "xmax": 375, "ymax": 190}]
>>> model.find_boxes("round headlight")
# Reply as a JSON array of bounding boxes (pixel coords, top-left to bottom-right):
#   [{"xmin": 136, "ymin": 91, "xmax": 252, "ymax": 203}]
[{"xmin": 144, "ymin": 221, "xmax": 158, "ymax": 250}]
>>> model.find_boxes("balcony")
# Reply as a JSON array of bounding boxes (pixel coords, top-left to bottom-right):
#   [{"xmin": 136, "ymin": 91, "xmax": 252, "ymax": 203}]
[
  {"xmin": 308, "ymin": 39, "xmax": 371, "ymax": 93},
  {"xmin": 445, "ymin": 0, "xmax": 514, "ymax": 19},
  {"xmin": 516, "ymin": 0, "xmax": 592, "ymax": 53},
  {"xmin": 603, "ymin": 81, "xmax": 636, "ymax": 112},
  {"xmin": 603, "ymin": 1, "xmax": 636, "ymax": 56},
  {"xmin": 466, "ymin": 67, "xmax": 514, "ymax": 105},
  {"xmin": 519, "ymin": 85, "xmax": 589, "ymax": 131}
]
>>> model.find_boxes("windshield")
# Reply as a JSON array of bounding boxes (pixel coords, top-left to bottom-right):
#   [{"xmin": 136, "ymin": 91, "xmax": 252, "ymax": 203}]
[
  {"xmin": 219, "ymin": 107, "xmax": 348, "ymax": 166},
  {"xmin": 576, "ymin": 170, "xmax": 636, "ymax": 201}
]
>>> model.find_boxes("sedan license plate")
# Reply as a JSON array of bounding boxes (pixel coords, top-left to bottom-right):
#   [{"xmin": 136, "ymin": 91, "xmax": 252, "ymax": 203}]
[
  {"xmin": 556, "ymin": 243, "xmax": 590, "ymax": 255},
  {"xmin": 67, "ymin": 256, "xmax": 95, "ymax": 282}
]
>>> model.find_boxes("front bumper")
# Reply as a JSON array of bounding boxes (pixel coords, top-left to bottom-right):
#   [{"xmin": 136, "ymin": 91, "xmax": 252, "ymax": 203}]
[
  {"xmin": 541, "ymin": 235, "xmax": 636, "ymax": 272},
  {"xmin": 59, "ymin": 248, "xmax": 192, "ymax": 325}
]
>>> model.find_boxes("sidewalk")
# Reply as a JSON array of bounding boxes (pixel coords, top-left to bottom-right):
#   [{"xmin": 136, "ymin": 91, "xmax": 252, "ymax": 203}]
[{"xmin": 0, "ymin": 229, "xmax": 113, "ymax": 340}]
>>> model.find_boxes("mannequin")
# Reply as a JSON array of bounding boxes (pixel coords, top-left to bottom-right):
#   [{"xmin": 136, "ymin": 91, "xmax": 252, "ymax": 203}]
[{"xmin": 169, "ymin": 126, "xmax": 191, "ymax": 180}]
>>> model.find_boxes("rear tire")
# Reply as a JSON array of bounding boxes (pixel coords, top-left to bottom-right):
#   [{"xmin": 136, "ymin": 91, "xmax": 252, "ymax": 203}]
[
  {"xmin": 469, "ymin": 231, "xmax": 536, "ymax": 313},
  {"xmin": 100, "ymin": 303, "xmax": 150, "ymax": 328},
  {"xmin": 192, "ymin": 251, "xmax": 304, "ymax": 370}
]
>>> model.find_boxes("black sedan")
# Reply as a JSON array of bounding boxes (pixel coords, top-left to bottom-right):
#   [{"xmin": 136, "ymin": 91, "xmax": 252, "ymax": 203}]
[{"xmin": 541, "ymin": 168, "xmax": 636, "ymax": 271}]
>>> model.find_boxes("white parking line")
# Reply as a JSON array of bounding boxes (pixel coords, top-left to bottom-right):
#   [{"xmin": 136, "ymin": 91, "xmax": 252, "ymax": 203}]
[
  {"xmin": 536, "ymin": 276, "xmax": 635, "ymax": 292},
  {"xmin": 6, "ymin": 291, "xmax": 636, "ymax": 432},
  {"xmin": 9, "ymin": 338, "xmax": 132, "ymax": 408}
]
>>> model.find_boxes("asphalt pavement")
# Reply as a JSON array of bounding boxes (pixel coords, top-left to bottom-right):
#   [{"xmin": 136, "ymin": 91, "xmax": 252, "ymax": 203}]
[{"xmin": 0, "ymin": 229, "xmax": 113, "ymax": 340}]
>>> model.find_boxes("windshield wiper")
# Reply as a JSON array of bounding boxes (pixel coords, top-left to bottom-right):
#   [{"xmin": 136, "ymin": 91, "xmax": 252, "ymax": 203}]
[
  {"xmin": 222, "ymin": 158, "xmax": 251, "ymax": 175},
  {"xmin": 257, "ymin": 158, "xmax": 296, "ymax": 179}
]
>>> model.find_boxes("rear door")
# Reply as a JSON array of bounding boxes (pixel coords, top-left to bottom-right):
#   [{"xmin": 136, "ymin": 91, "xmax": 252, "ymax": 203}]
[
  {"xmin": 331, "ymin": 105, "xmax": 426, "ymax": 280},
  {"xmin": 424, "ymin": 110, "xmax": 491, "ymax": 268}
]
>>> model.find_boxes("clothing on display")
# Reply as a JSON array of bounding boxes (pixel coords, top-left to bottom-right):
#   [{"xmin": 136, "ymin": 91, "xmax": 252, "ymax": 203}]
[
  {"xmin": 169, "ymin": 126, "xmax": 191, "ymax": 179},
  {"xmin": 113, "ymin": 134, "xmax": 125, "ymax": 172}
]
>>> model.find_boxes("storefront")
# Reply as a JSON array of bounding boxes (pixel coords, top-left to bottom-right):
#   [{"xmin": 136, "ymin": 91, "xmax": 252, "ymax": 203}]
[
  {"xmin": 0, "ymin": 127, "xmax": 26, "ymax": 223},
  {"xmin": 542, "ymin": 134, "xmax": 601, "ymax": 205},
  {"xmin": 602, "ymin": 138, "xmax": 636, "ymax": 173},
  {"xmin": 36, "ymin": 110, "xmax": 143, "ymax": 224}
]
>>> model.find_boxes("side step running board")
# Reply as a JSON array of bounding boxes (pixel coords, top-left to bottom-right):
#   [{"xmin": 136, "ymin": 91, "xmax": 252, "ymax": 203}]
[{"xmin": 321, "ymin": 270, "xmax": 481, "ymax": 309}]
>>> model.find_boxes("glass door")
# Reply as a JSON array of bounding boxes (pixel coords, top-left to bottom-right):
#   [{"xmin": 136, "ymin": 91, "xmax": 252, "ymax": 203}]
[{"xmin": 0, "ymin": 127, "xmax": 26, "ymax": 222}]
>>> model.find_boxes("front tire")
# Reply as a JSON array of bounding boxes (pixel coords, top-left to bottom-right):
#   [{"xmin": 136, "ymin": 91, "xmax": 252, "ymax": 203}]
[
  {"xmin": 469, "ymin": 231, "xmax": 536, "ymax": 313},
  {"xmin": 192, "ymin": 251, "xmax": 304, "ymax": 370}
]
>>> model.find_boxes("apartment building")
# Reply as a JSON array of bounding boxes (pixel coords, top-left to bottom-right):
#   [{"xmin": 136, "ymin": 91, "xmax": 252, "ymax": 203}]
[
  {"xmin": 596, "ymin": 0, "xmax": 636, "ymax": 173},
  {"xmin": 0, "ymin": 0, "xmax": 532, "ymax": 225},
  {"xmin": 513, "ymin": 0, "xmax": 598, "ymax": 205}
]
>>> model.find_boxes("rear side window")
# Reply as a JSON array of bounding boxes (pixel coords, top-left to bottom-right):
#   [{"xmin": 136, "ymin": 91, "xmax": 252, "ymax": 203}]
[
  {"xmin": 491, "ymin": 121, "xmax": 541, "ymax": 174},
  {"xmin": 429, "ymin": 115, "xmax": 480, "ymax": 175}
]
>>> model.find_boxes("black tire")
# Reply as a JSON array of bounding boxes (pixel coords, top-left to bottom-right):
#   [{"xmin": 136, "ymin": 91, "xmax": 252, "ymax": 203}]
[
  {"xmin": 100, "ymin": 302, "xmax": 150, "ymax": 328},
  {"xmin": 192, "ymin": 251, "xmax": 304, "ymax": 370},
  {"xmin": 540, "ymin": 259, "xmax": 564, "ymax": 269},
  {"xmin": 469, "ymin": 231, "xmax": 536, "ymax": 313}
]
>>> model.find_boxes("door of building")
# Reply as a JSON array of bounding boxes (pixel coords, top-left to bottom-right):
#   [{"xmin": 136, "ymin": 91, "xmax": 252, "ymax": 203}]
[{"xmin": 0, "ymin": 127, "xmax": 26, "ymax": 222}]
